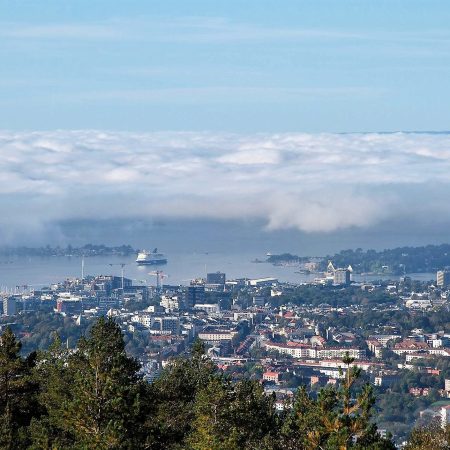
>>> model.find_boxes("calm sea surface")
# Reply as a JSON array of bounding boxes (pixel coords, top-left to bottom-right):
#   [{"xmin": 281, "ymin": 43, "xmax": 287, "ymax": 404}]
[{"xmin": 0, "ymin": 251, "xmax": 436, "ymax": 292}]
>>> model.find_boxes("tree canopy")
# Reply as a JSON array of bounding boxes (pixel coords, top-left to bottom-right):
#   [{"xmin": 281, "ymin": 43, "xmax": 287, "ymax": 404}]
[{"xmin": 0, "ymin": 320, "xmax": 398, "ymax": 449}]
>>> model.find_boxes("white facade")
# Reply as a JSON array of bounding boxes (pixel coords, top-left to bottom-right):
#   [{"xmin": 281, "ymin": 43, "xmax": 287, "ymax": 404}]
[
  {"xmin": 264, "ymin": 342, "xmax": 317, "ymax": 358},
  {"xmin": 246, "ymin": 278, "xmax": 278, "ymax": 287},
  {"xmin": 441, "ymin": 406, "xmax": 450, "ymax": 429},
  {"xmin": 193, "ymin": 303, "xmax": 221, "ymax": 314},
  {"xmin": 316, "ymin": 348, "xmax": 366, "ymax": 360},
  {"xmin": 160, "ymin": 295, "xmax": 181, "ymax": 312},
  {"xmin": 198, "ymin": 331, "xmax": 235, "ymax": 342}
]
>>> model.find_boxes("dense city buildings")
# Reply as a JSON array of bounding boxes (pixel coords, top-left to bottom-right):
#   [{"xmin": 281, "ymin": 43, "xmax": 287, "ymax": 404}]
[{"xmin": 2, "ymin": 256, "xmax": 450, "ymax": 445}]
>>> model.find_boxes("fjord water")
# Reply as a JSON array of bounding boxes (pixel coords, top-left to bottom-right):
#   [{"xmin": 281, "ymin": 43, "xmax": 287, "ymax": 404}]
[
  {"xmin": 0, "ymin": 252, "xmax": 435, "ymax": 292},
  {"xmin": 0, "ymin": 219, "xmax": 440, "ymax": 290}
]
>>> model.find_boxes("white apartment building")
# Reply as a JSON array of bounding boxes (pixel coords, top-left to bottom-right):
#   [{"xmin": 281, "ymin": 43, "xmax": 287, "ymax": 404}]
[{"xmin": 316, "ymin": 348, "xmax": 366, "ymax": 360}]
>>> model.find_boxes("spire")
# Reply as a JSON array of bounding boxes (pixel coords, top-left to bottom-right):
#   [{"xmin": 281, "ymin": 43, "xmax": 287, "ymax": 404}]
[{"xmin": 327, "ymin": 261, "xmax": 335, "ymax": 273}]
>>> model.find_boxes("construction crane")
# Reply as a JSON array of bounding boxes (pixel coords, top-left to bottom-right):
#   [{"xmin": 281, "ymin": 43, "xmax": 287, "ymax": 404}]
[
  {"xmin": 148, "ymin": 270, "xmax": 166, "ymax": 293},
  {"xmin": 109, "ymin": 263, "xmax": 127, "ymax": 290}
]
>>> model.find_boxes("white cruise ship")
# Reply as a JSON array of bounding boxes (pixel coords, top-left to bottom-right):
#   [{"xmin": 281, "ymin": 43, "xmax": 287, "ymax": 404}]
[{"xmin": 136, "ymin": 248, "xmax": 167, "ymax": 265}]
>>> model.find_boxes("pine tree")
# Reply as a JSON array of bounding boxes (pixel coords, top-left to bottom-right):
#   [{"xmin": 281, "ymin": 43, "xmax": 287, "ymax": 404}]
[
  {"xmin": 0, "ymin": 322, "xmax": 398, "ymax": 449},
  {"xmin": 187, "ymin": 377, "xmax": 278, "ymax": 450},
  {"xmin": 62, "ymin": 317, "xmax": 144, "ymax": 449},
  {"xmin": 28, "ymin": 334, "xmax": 74, "ymax": 449},
  {"xmin": 0, "ymin": 327, "xmax": 38, "ymax": 449},
  {"xmin": 280, "ymin": 385, "xmax": 339, "ymax": 449},
  {"xmin": 280, "ymin": 352, "xmax": 395, "ymax": 450},
  {"xmin": 150, "ymin": 339, "xmax": 217, "ymax": 449},
  {"xmin": 188, "ymin": 377, "xmax": 233, "ymax": 450}
]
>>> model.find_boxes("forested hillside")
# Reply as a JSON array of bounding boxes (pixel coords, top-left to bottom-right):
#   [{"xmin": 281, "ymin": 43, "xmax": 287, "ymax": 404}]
[
  {"xmin": 0, "ymin": 318, "xmax": 396, "ymax": 449},
  {"xmin": 323, "ymin": 244, "xmax": 450, "ymax": 274}
]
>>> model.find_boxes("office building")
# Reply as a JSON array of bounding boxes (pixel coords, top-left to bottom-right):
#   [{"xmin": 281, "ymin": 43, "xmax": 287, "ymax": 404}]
[
  {"xmin": 183, "ymin": 285, "xmax": 205, "ymax": 308},
  {"xmin": 437, "ymin": 270, "xmax": 450, "ymax": 288},
  {"xmin": 3, "ymin": 297, "xmax": 17, "ymax": 316},
  {"xmin": 206, "ymin": 272, "xmax": 226, "ymax": 285},
  {"xmin": 334, "ymin": 268, "xmax": 351, "ymax": 285}
]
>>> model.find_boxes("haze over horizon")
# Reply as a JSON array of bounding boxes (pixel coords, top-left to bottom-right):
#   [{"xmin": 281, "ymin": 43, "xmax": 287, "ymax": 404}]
[
  {"xmin": 1, "ymin": 1, "xmax": 450, "ymax": 250},
  {"xmin": 1, "ymin": 129, "xmax": 450, "ymax": 252}
]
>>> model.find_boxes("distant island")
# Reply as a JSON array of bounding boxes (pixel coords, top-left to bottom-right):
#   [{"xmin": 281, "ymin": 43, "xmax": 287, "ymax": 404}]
[
  {"xmin": 259, "ymin": 253, "xmax": 310, "ymax": 266},
  {"xmin": 0, "ymin": 244, "xmax": 136, "ymax": 258},
  {"xmin": 320, "ymin": 243, "xmax": 450, "ymax": 275},
  {"xmin": 261, "ymin": 244, "xmax": 450, "ymax": 275}
]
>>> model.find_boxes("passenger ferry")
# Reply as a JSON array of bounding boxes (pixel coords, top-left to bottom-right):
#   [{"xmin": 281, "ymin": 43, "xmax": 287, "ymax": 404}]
[{"xmin": 136, "ymin": 248, "xmax": 167, "ymax": 265}]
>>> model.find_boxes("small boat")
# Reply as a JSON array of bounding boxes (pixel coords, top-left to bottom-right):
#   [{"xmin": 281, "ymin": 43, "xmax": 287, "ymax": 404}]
[{"xmin": 136, "ymin": 248, "xmax": 167, "ymax": 265}]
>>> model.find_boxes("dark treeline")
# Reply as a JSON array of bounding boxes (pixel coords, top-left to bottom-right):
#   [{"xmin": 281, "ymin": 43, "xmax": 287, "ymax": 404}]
[
  {"xmin": 0, "ymin": 318, "xmax": 397, "ymax": 450},
  {"xmin": 270, "ymin": 285, "xmax": 395, "ymax": 308},
  {"xmin": 323, "ymin": 243, "xmax": 450, "ymax": 274},
  {"xmin": 0, "ymin": 244, "xmax": 136, "ymax": 258},
  {"xmin": 266, "ymin": 253, "xmax": 308, "ymax": 265}
]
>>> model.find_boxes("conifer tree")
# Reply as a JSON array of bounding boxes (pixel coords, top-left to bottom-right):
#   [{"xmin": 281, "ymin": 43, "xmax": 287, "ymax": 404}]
[
  {"xmin": 0, "ymin": 327, "xmax": 37, "ymax": 449},
  {"xmin": 63, "ymin": 317, "xmax": 144, "ymax": 449},
  {"xmin": 187, "ymin": 377, "xmax": 278, "ymax": 450},
  {"xmin": 280, "ymin": 385, "xmax": 338, "ymax": 449},
  {"xmin": 280, "ymin": 352, "xmax": 395, "ymax": 450},
  {"xmin": 28, "ymin": 334, "xmax": 74, "ymax": 449},
  {"xmin": 0, "ymin": 321, "xmax": 398, "ymax": 449},
  {"xmin": 150, "ymin": 338, "xmax": 216, "ymax": 449}
]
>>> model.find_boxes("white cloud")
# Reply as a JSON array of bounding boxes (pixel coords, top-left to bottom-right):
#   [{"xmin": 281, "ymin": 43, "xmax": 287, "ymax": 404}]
[
  {"xmin": 0, "ymin": 130, "xmax": 449, "ymax": 241},
  {"xmin": 3, "ymin": 16, "xmax": 449, "ymax": 49},
  {"xmin": 0, "ymin": 23, "xmax": 121, "ymax": 40},
  {"xmin": 0, "ymin": 17, "xmax": 359, "ymax": 43}
]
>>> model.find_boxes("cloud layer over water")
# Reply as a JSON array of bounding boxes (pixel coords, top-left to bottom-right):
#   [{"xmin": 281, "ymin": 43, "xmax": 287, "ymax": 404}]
[{"xmin": 0, "ymin": 130, "xmax": 449, "ymax": 242}]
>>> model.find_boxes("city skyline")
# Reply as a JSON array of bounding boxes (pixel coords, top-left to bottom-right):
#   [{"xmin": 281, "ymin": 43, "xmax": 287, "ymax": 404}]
[{"xmin": 2, "ymin": 3, "xmax": 450, "ymax": 446}]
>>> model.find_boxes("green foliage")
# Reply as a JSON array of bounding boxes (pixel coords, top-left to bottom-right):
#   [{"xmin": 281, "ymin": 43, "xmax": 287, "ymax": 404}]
[
  {"xmin": 0, "ymin": 320, "xmax": 398, "ymax": 450},
  {"xmin": 1, "ymin": 311, "xmax": 92, "ymax": 355},
  {"xmin": 124, "ymin": 296, "xmax": 157, "ymax": 313},
  {"xmin": 323, "ymin": 243, "xmax": 450, "ymax": 274},
  {"xmin": 317, "ymin": 306, "xmax": 450, "ymax": 337},
  {"xmin": 29, "ymin": 334, "xmax": 73, "ymax": 449},
  {"xmin": 271, "ymin": 285, "xmax": 395, "ymax": 309},
  {"xmin": 66, "ymin": 318, "xmax": 145, "ymax": 449},
  {"xmin": 188, "ymin": 377, "xmax": 278, "ymax": 450},
  {"xmin": 280, "ymin": 354, "xmax": 396, "ymax": 450},
  {"xmin": 0, "ymin": 327, "xmax": 38, "ymax": 449},
  {"xmin": 191, "ymin": 338, "xmax": 206, "ymax": 357},
  {"xmin": 371, "ymin": 356, "xmax": 450, "ymax": 440},
  {"xmin": 0, "ymin": 243, "xmax": 136, "ymax": 257},
  {"xmin": 404, "ymin": 421, "xmax": 450, "ymax": 450},
  {"xmin": 150, "ymin": 345, "xmax": 217, "ymax": 449},
  {"xmin": 266, "ymin": 253, "xmax": 307, "ymax": 264},
  {"xmin": 29, "ymin": 318, "xmax": 149, "ymax": 449}
]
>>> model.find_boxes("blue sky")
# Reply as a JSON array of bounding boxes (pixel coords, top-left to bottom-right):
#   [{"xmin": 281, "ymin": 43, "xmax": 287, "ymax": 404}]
[
  {"xmin": 1, "ymin": 0, "xmax": 449, "ymax": 132},
  {"xmin": 2, "ymin": 1, "xmax": 450, "ymax": 246}
]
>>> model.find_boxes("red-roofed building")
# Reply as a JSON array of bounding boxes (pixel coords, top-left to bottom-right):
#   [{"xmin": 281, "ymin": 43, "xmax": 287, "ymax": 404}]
[
  {"xmin": 393, "ymin": 339, "xmax": 429, "ymax": 355},
  {"xmin": 263, "ymin": 371, "xmax": 281, "ymax": 384}
]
